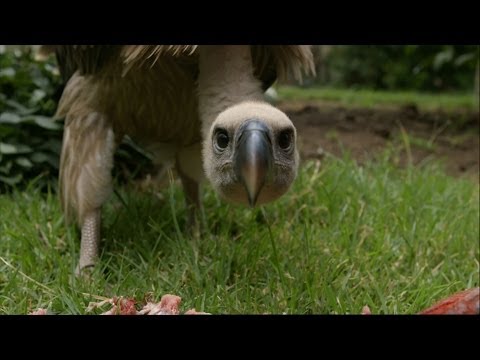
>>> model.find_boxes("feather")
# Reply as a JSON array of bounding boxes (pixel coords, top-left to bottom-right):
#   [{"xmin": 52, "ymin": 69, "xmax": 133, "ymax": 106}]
[{"xmin": 44, "ymin": 45, "xmax": 315, "ymax": 87}]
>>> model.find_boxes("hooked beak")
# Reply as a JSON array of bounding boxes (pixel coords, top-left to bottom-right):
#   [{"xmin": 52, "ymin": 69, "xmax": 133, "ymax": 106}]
[{"xmin": 234, "ymin": 120, "xmax": 273, "ymax": 207}]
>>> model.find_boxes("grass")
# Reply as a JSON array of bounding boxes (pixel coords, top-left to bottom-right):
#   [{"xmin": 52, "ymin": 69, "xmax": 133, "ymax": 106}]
[
  {"xmin": 0, "ymin": 152, "xmax": 478, "ymax": 315},
  {"xmin": 277, "ymin": 86, "xmax": 479, "ymax": 112}
]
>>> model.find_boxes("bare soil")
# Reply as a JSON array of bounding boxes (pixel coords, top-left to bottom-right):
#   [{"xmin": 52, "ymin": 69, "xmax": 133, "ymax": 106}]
[{"xmin": 281, "ymin": 101, "xmax": 479, "ymax": 180}]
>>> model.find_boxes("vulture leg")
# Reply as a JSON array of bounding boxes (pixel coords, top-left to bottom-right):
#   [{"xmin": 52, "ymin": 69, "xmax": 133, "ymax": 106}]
[
  {"xmin": 59, "ymin": 112, "xmax": 115, "ymax": 275},
  {"xmin": 176, "ymin": 143, "xmax": 204, "ymax": 236},
  {"xmin": 77, "ymin": 209, "xmax": 101, "ymax": 275},
  {"xmin": 176, "ymin": 166, "xmax": 201, "ymax": 235}
]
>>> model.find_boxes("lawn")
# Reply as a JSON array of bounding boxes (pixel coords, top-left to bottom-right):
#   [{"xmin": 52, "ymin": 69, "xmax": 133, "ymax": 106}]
[
  {"xmin": 1, "ymin": 153, "xmax": 478, "ymax": 314},
  {"xmin": 277, "ymin": 86, "xmax": 478, "ymax": 112}
]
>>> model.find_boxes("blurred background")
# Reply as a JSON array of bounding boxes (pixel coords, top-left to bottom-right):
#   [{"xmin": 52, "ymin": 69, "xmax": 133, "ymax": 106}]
[
  {"xmin": 0, "ymin": 45, "xmax": 478, "ymax": 192},
  {"xmin": 304, "ymin": 45, "xmax": 478, "ymax": 92}
]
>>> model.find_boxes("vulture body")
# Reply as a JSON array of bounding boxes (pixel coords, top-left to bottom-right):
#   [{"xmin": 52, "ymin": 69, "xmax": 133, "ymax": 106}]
[{"xmin": 41, "ymin": 45, "xmax": 315, "ymax": 273}]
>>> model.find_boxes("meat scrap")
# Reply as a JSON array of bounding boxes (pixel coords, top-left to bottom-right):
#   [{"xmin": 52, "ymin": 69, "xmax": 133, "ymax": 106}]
[
  {"xmin": 136, "ymin": 294, "xmax": 181, "ymax": 315},
  {"xmin": 28, "ymin": 308, "xmax": 49, "ymax": 315},
  {"xmin": 361, "ymin": 287, "xmax": 479, "ymax": 315},
  {"xmin": 419, "ymin": 287, "xmax": 479, "ymax": 315},
  {"xmin": 184, "ymin": 309, "xmax": 210, "ymax": 315},
  {"xmin": 361, "ymin": 305, "xmax": 372, "ymax": 315},
  {"xmin": 84, "ymin": 294, "xmax": 210, "ymax": 315},
  {"xmin": 99, "ymin": 297, "xmax": 137, "ymax": 315},
  {"xmin": 27, "ymin": 287, "xmax": 478, "ymax": 315}
]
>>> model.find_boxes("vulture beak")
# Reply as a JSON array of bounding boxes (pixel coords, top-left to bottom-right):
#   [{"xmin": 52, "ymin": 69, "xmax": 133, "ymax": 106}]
[{"xmin": 234, "ymin": 119, "xmax": 273, "ymax": 207}]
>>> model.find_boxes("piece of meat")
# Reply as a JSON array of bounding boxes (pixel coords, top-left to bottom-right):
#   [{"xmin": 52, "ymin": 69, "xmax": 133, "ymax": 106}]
[
  {"xmin": 101, "ymin": 297, "xmax": 137, "ymax": 315},
  {"xmin": 361, "ymin": 305, "xmax": 372, "ymax": 315},
  {"xmin": 35, "ymin": 287, "xmax": 479, "ymax": 315},
  {"xmin": 159, "ymin": 294, "xmax": 182, "ymax": 315},
  {"xmin": 28, "ymin": 308, "xmax": 48, "ymax": 315},
  {"xmin": 184, "ymin": 309, "xmax": 210, "ymax": 315},
  {"xmin": 419, "ymin": 287, "xmax": 479, "ymax": 315},
  {"xmin": 95, "ymin": 293, "xmax": 210, "ymax": 315},
  {"xmin": 359, "ymin": 287, "xmax": 479, "ymax": 315},
  {"xmin": 136, "ymin": 294, "xmax": 181, "ymax": 315}
]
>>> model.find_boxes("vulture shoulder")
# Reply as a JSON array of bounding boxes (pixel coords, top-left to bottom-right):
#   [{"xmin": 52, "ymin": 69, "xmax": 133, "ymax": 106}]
[
  {"xmin": 39, "ymin": 45, "xmax": 315, "ymax": 90},
  {"xmin": 39, "ymin": 45, "xmax": 121, "ymax": 82}
]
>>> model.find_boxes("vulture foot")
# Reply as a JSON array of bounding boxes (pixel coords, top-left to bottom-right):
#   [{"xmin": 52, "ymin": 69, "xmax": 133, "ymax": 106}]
[{"xmin": 76, "ymin": 210, "xmax": 101, "ymax": 276}]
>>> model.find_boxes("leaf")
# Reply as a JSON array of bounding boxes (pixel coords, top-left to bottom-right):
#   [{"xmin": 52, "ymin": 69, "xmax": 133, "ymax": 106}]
[
  {"xmin": 30, "ymin": 115, "xmax": 62, "ymax": 130},
  {"xmin": 39, "ymin": 138, "xmax": 62, "ymax": 153},
  {"xmin": 4, "ymin": 99, "xmax": 38, "ymax": 115},
  {"xmin": 46, "ymin": 154, "xmax": 59, "ymax": 169},
  {"xmin": 30, "ymin": 89, "xmax": 46, "ymax": 105},
  {"xmin": 0, "ymin": 112, "xmax": 22, "ymax": 124},
  {"xmin": 0, "ymin": 67, "xmax": 15, "ymax": 78},
  {"xmin": 454, "ymin": 53, "xmax": 475, "ymax": 67},
  {"xmin": 0, "ymin": 173, "xmax": 22, "ymax": 186},
  {"xmin": 433, "ymin": 48, "xmax": 454, "ymax": 71},
  {"xmin": 0, "ymin": 142, "xmax": 17, "ymax": 154},
  {"xmin": 30, "ymin": 152, "xmax": 47, "ymax": 163},
  {"xmin": 30, "ymin": 152, "xmax": 51, "ymax": 164},
  {"xmin": 21, "ymin": 151, "xmax": 59, "ymax": 170},
  {"xmin": 0, "ymin": 142, "xmax": 33, "ymax": 154},
  {"xmin": 0, "ymin": 161, "xmax": 12, "ymax": 174},
  {"xmin": 32, "ymin": 76, "xmax": 49, "ymax": 89},
  {"xmin": 15, "ymin": 157, "xmax": 34, "ymax": 168},
  {"xmin": 0, "ymin": 126, "xmax": 21, "ymax": 140}
]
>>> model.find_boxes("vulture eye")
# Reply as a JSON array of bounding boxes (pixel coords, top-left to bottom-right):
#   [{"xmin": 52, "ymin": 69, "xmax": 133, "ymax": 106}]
[
  {"xmin": 278, "ymin": 129, "xmax": 293, "ymax": 151},
  {"xmin": 214, "ymin": 129, "xmax": 230, "ymax": 152}
]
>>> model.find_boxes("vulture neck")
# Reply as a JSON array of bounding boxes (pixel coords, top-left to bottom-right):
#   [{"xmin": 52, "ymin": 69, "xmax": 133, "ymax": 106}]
[{"xmin": 198, "ymin": 45, "xmax": 264, "ymax": 138}]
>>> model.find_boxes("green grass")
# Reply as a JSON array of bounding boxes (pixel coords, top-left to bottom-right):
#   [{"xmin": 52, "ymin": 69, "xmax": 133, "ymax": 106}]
[
  {"xmin": 0, "ymin": 153, "xmax": 478, "ymax": 315},
  {"xmin": 277, "ymin": 86, "xmax": 479, "ymax": 112}
]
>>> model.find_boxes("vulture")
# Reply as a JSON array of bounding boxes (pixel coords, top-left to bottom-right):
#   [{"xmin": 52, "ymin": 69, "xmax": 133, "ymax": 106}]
[{"xmin": 40, "ymin": 45, "xmax": 315, "ymax": 274}]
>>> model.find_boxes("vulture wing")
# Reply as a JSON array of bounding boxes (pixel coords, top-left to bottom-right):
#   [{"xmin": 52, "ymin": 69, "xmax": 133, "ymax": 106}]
[
  {"xmin": 39, "ymin": 45, "xmax": 121, "ymax": 82},
  {"xmin": 40, "ymin": 45, "xmax": 314, "ymax": 89}
]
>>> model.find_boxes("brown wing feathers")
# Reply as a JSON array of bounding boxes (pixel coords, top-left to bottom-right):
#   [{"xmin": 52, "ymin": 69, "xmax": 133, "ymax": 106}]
[{"xmin": 39, "ymin": 45, "xmax": 315, "ymax": 88}]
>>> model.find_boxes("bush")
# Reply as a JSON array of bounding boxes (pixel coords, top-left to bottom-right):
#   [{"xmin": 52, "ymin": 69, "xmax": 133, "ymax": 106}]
[
  {"xmin": 0, "ymin": 49, "xmax": 152, "ymax": 192},
  {"xmin": 320, "ymin": 45, "xmax": 478, "ymax": 92},
  {"xmin": 0, "ymin": 49, "xmax": 63, "ymax": 191}
]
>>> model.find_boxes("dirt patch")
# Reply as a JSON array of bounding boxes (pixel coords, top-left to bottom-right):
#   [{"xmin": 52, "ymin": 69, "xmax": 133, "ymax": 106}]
[{"xmin": 281, "ymin": 101, "xmax": 479, "ymax": 180}]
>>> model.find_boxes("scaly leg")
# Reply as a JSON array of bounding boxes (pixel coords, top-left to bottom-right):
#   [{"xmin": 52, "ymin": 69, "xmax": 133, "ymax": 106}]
[
  {"xmin": 75, "ymin": 209, "xmax": 101, "ymax": 275},
  {"xmin": 176, "ymin": 143, "xmax": 204, "ymax": 236},
  {"xmin": 177, "ymin": 168, "xmax": 201, "ymax": 235},
  {"xmin": 60, "ymin": 111, "xmax": 115, "ymax": 276}
]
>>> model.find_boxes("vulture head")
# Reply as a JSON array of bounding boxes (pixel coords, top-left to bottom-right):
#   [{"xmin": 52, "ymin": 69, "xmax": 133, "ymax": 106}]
[
  {"xmin": 194, "ymin": 45, "xmax": 313, "ymax": 207},
  {"xmin": 203, "ymin": 101, "xmax": 298, "ymax": 207}
]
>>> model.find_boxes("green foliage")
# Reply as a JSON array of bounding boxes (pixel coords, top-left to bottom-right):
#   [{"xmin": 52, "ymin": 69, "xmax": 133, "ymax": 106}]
[
  {"xmin": 0, "ymin": 50, "xmax": 63, "ymax": 191},
  {"xmin": 322, "ymin": 45, "xmax": 478, "ymax": 92},
  {"xmin": 277, "ymin": 86, "xmax": 477, "ymax": 111},
  {"xmin": 0, "ymin": 50, "xmax": 153, "ymax": 191}
]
